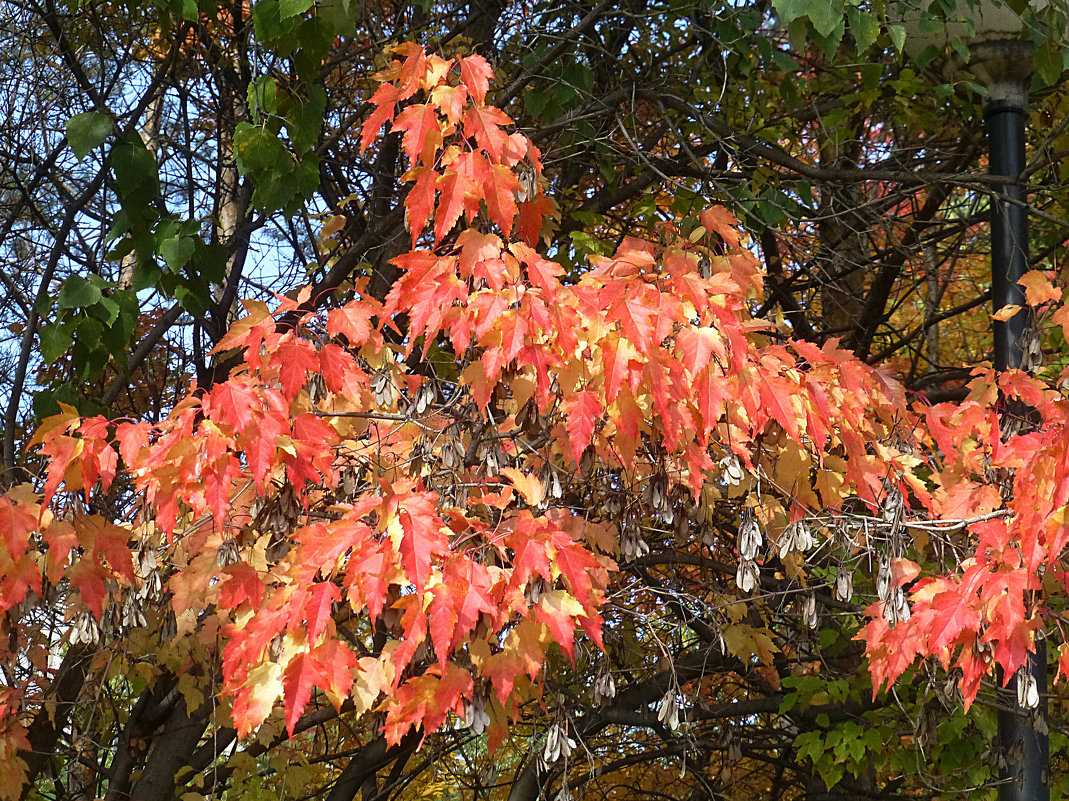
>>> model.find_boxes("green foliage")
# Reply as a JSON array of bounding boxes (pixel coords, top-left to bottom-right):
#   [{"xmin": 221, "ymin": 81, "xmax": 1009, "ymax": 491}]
[{"xmin": 65, "ymin": 111, "xmax": 113, "ymax": 160}]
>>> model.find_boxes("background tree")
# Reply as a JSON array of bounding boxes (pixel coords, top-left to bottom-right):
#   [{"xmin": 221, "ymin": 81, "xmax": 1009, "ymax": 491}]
[{"xmin": 1, "ymin": 2, "xmax": 1069, "ymax": 801}]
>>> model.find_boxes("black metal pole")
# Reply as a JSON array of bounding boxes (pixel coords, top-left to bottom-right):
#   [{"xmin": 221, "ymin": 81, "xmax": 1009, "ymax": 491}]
[
  {"xmin": 987, "ymin": 83, "xmax": 1049, "ymax": 801},
  {"xmin": 988, "ymin": 98, "xmax": 1030, "ymax": 371}
]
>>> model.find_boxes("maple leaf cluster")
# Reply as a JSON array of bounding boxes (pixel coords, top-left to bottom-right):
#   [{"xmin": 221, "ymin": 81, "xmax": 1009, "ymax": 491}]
[{"xmin": 4, "ymin": 42, "xmax": 1068, "ymax": 794}]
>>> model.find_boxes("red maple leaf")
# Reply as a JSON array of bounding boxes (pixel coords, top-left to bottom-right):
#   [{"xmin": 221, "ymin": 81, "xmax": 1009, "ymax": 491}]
[
  {"xmin": 458, "ymin": 54, "xmax": 494, "ymax": 104},
  {"xmin": 392, "ymin": 103, "xmax": 442, "ymax": 166},
  {"xmin": 463, "ymin": 105, "xmax": 511, "ymax": 161},
  {"xmin": 283, "ymin": 651, "xmax": 327, "ymax": 736},
  {"xmin": 434, "ymin": 168, "xmax": 474, "ymax": 242},
  {"xmin": 476, "ymin": 158, "xmax": 520, "ymax": 235},
  {"xmin": 397, "ymin": 498, "xmax": 448, "ymax": 593},
  {"xmin": 563, "ymin": 390, "xmax": 603, "ymax": 465},
  {"xmin": 219, "ymin": 562, "xmax": 265, "ymax": 610},
  {"xmin": 303, "ymin": 581, "xmax": 340, "ymax": 643},
  {"xmin": 404, "ymin": 167, "xmax": 438, "ymax": 245}
]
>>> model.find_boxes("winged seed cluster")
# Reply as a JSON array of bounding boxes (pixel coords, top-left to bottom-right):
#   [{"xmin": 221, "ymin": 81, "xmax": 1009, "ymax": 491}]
[{"xmin": 735, "ymin": 514, "xmax": 761, "ymax": 593}]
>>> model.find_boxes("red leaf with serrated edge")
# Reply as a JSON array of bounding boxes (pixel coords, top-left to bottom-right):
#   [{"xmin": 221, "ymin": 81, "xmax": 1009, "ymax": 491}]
[
  {"xmin": 70, "ymin": 558, "xmax": 108, "ymax": 619},
  {"xmin": 534, "ymin": 590, "xmax": 582, "ymax": 662},
  {"xmin": 398, "ymin": 504, "xmax": 448, "ymax": 593},
  {"xmin": 243, "ymin": 412, "xmax": 287, "ymax": 492},
  {"xmin": 206, "ymin": 381, "xmax": 258, "ymax": 433},
  {"xmin": 318, "ymin": 344, "xmax": 355, "ymax": 395},
  {"xmin": 612, "ymin": 297, "xmax": 655, "ymax": 354},
  {"xmin": 0, "ymin": 497, "xmax": 35, "ymax": 561},
  {"xmin": 326, "ymin": 303, "xmax": 375, "ymax": 346},
  {"xmin": 219, "ymin": 563, "xmax": 264, "ymax": 609},
  {"xmin": 361, "ymin": 83, "xmax": 400, "ymax": 152},
  {"xmin": 698, "ymin": 206, "xmax": 742, "ymax": 249},
  {"xmin": 507, "ymin": 520, "xmax": 552, "ymax": 588},
  {"xmin": 393, "ymin": 104, "xmax": 442, "ymax": 166},
  {"xmin": 600, "ymin": 335, "xmax": 636, "ymax": 404},
  {"xmin": 472, "ymin": 157, "xmax": 519, "ymax": 235},
  {"xmin": 458, "ymin": 54, "xmax": 493, "ymax": 104},
  {"xmin": 404, "ymin": 167, "xmax": 438, "ymax": 245},
  {"xmin": 435, "ymin": 168, "xmax": 475, "ymax": 242},
  {"xmin": 392, "ymin": 594, "xmax": 429, "ymax": 674},
  {"xmin": 304, "ymin": 581, "xmax": 340, "ymax": 643},
  {"xmin": 481, "ymin": 619, "xmax": 545, "ymax": 704},
  {"xmin": 430, "ymin": 83, "xmax": 467, "ymax": 124},
  {"xmin": 393, "ymin": 43, "xmax": 426, "ymax": 100},
  {"xmin": 277, "ymin": 340, "xmax": 320, "ymax": 399},
  {"xmin": 548, "ymin": 533, "xmax": 602, "ymax": 608},
  {"xmin": 344, "ymin": 538, "xmax": 393, "ymax": 622},
  {"xmin": 562, "ymin": 390, "xmax": 602, "ymax": 465},
  {"xmin": 456, "ymin": 229, "xmax": 502, "ymax": 276},
  {"xmin": 114, "ymin": 421, "xmax": 148, "ymax": 469},
  {"xmin": 677, "ymin": 327, "xmax": 720, "ymax": 376},
  {"xmin": 463, "ymin": 105, "xmax": 511, "ymax": 161},
  {"xmin": 427, "ymin": 580, "xmax": 460, "ymax": 671},
  {"xmin": 41, "ymin": 436, "xmax": 83, "ymax": 508},
  {"xmin": 516, "ymin": 193, "xmax": 554, "ymax": 247},
  {"xmin": 283, "ymin": 651, "xmax": 326, "ymax": 736},
  {"xmin": 759, "ymin": 376, "xmax": 801, "ymax": 440},
  {"xmin": 499, "ymin": 467, "xmax": 545, "ymax": 507},
  {"xmin": 315, "ymin": 639, "xmax": 357, "ymax": 710},
  {"xmin": 428, "ymin": 558, "xmax": 497, "ymax": 670}
]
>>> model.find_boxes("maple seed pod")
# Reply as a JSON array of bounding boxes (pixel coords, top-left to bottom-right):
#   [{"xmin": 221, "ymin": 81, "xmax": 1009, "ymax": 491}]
[
  {"xmin": 268, "ymin": 634, "xmax": 285, "ymax": 662},
  {"xmin": 1017, "ymin": 668, "xmax": 1040, "ymax": 710},
  {"xmin": 876, "ymin": 558, "xmax": 892, "ymax": 603},
  {"xmin": 737, "ymin": 515, "xmax": 762, "ymax": 561},
  {"xmin": 834, "ymin": 565, "xmax": 853, "ymax": 602},
  {"xmin": 216, "ymin": 539, "xmax": 240, "ymax": 567},
  {"xmin": 736, "ymin": 558, "xmax": 759, "ymax": 593},
  {"xmin": 591, "ymin": 662, "xmax": 616, "ymax": 706},
  {"xmin": 161, "ymin": 609, "xmax": 178, "ymax": 640},
  {"xmin": 414, "ymin": 383, "xmax": 435, "ymax": 414},
  {"xmin": 69, "ymin": 611, "xmax": 100, "ymax": 645},
  {"xmin": 801, "ymin": 594, "xmax": 817, "ymax": 629},
  {"xmin": 727, "ymin": 740, "xmax": 743, "ymax": 764},
  {"xmin": 719, "ymin": 454, "xmax": 744, "ymax": 485},
  {"xmin": 464, "ymin": 693, "xmax": 491, "ymax": 734},
  {"xmin": 579, "ymin": 445, "xmax": 596, "ymax": 481},
  {"xmin": 883, "ymin": 586, "xmax": 910, "ymax": 624},
  {"xmin": 371, "ymin": 369, "xmax": 393, "ymax": 406},
  {"xmin": 543, "ymin": 722, "xmax": 575, "ymax": 764},
  {"xmin": 620, "ymin": 524, "xmax": 649, "ymax": 562},
  {"xmin": 657, "ymin": 690, "xmax": 680, "ymax": 731}
]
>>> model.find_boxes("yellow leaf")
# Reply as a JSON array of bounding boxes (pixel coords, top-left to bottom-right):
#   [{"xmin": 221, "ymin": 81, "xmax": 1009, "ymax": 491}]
[
  {"xmin": 992, "ymin": 304, "xmax": 1022, "ymax": 322},
  {"xmin": 1018, "ymin": 270, "xmax": 1061, "ymax": 306},
  {"xmin": 499, "ymin": 466, "xmax": 545, "ymax": 506}
]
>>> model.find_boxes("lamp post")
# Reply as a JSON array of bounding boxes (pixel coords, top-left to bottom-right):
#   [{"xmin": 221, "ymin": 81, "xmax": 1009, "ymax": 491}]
[{"xmin": 897, "ymin": 2, "xmax": 1045, "ymax": 799}]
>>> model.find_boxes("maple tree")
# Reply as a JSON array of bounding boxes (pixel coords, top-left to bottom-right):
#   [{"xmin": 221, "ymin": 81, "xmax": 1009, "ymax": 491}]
[
  {"xmin": 0, "ymin": 43, "xmax": 916, "ymax": 794},
  {"xmin": 3, "ymin": 2, "xmax": 1069, "ymax": 800}
]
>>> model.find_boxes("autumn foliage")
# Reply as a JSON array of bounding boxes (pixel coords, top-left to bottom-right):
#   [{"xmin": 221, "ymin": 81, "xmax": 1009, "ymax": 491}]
[{"xmin": 1, "ymin": 42, "xmax": 1068, "ymax": 796}]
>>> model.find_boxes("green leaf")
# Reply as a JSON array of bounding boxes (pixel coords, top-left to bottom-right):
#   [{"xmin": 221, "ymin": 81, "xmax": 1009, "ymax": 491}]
[
  {"xmin": 772, "ymin": 0, "xmax": 808, "ymax": 27},
  {"xmin": 57, "ymin": 275, "xmax": 103, "ymax": 309},
  {"xmin": 248, "ymin": 77, "xmax": 279, "ymax": 123},
  {"xmin": 111, "ymin": 138, "xmax": 161, "ymax": 208},
  {"xmin": 160, "ymin": 236, "xmax": 195, "ymax": 272},
  {"xmin": 39, "ymin": 323, "xmax": 73, "ymax": 363},
  {"xmin": 805, "ymin": 0, "xmax": 843, "ymax": 38},
  {"xmin": 279, "ymin": 0, "xmax": 313, "ymax": 19},
  {"xmin": 1034, "ymin": 39, "xmax": 1064, "ymax": 88},
  {"xmin": 92, "ymin": 295, "xmax": 121, "ymax": 326},
  {"xmin": 66, "ymin": 111, "xmax": 113, "ymax": 160},
  {"xmin": 888, "ymin": 24, "xmax": 906, "ymax": 55},
  {"xmin": 845, "ymin": 6, "xmax": 878, "ymax": 55}
]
